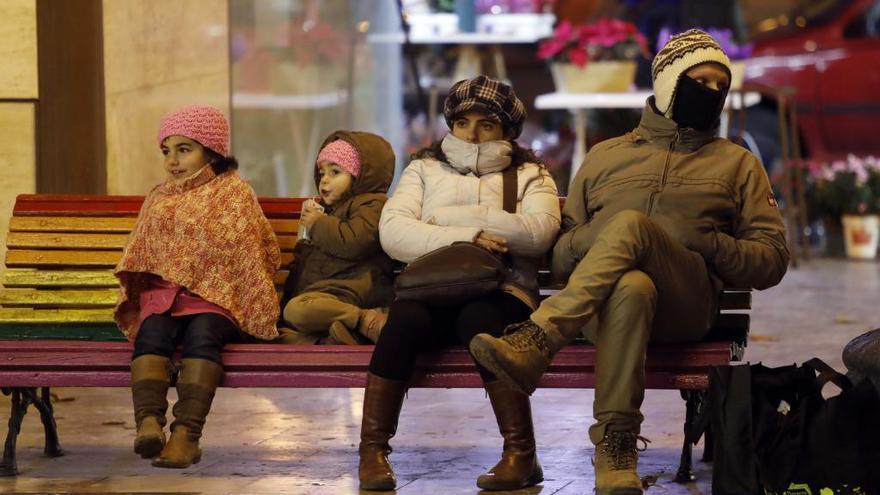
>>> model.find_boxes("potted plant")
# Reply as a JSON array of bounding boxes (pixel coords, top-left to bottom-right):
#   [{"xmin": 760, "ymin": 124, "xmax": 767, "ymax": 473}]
[
  {"xmin": 806, "ymin": 155, "xmax": 880, "ymax": 259},
  {"xmin": 266, "ymin": 19, "xmax": 352, "ymax": 95},
  {"xmin": 538, "ymin": 18, "xmax": 648, "ymax": 93}
]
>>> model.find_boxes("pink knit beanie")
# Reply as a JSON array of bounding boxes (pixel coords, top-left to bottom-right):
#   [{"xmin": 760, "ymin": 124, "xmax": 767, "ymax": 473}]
[
  {"xmin": 157, "ymin": 105, "xmax": 230, "ymax": 156},
  {"xmin": 316, "ymin": 139, "xmax": 361, "ymax": 177}
]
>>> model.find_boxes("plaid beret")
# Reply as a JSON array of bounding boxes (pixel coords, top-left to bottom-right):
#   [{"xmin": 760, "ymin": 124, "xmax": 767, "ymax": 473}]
[{"xmin": 443, "ymin": 75, "xmax": 527, "ymax": 139}]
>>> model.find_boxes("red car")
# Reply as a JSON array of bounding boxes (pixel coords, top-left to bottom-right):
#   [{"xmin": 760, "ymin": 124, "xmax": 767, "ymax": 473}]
[{"xmin": 744, "ymin": 0, "xmax": 880, "ymax": 163}]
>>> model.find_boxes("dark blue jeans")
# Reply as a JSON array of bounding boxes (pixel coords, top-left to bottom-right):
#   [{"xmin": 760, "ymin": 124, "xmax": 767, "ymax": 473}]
[{"xmin": 133, "ymin": 313, "xmax": 252, "ymax": 364}]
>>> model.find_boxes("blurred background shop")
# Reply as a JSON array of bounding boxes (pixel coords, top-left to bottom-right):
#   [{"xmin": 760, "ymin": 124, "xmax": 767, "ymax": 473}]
[{"xmin": 1, "ymin": 0, "xmax": 879, "ymax": 262}]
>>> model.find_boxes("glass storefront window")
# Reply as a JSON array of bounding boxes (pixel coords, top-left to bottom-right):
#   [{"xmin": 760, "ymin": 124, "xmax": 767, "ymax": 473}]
[{"xmin": 230, "ymin": 0, "xmax": 403, "ymax": 197}]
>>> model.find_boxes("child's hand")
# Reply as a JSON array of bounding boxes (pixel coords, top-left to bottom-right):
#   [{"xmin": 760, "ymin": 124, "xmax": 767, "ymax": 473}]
[{"xmin": 300, "ymin": 206, "xmax": 325, "ymax": 230}]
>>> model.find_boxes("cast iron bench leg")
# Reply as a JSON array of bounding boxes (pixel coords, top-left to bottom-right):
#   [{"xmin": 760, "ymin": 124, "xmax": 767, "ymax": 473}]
[
  {"xmin": 701, "ymin": 424, "xmax": 714, "ymax": 462},
  {"xmin": 27, "ymin": 388, "xmax": 63, "ymax": 458},
  {"xmin": 674, "ymin": 389, "xmax": 705, "ymax": 483},
  {"xmin": 0, "ymin": 388, "xmax": 33, "ymax": 476}
]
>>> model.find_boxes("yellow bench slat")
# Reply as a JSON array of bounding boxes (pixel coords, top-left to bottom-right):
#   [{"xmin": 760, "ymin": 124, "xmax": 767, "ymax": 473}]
[
  {"xmin": 0, "ymin": 288, "xmax": 118, "ymax": 307},
  {"xmin": 6, "ymin": 249, "xmax": 123, "ymax": 267},
  {"xmin": 3, "ymin": 269, "xmax": 119, "ymax": 288},
  {"xmin": 10, "ymin": 216, "xmax": 136, "ymax": 232},
  {"xmin": 7, "ymin": 232, "xmax": 296, "ymax": 251},
  {"xmin": 0, "ymin": 308, "xmax": 114, "ymax": 324},
  {"xmin": 3, "ymin": 268, "xmax": 290, "ymax": 288},
  {"xmin": 10, "ymin": 216, "xmax": 300, "ymax": 235},
  {"xmin": 270, "ymin": 219, "xmax": 299, "ymax": 234},
  {"xmin": 277, "ymin": 236, "xmax": 296, "ymax": 250},
  {"xmin": 6, "ymin": 249, "xmax": 293, "ymax": 268},
  {"xmin": 7, "ymin": 232, "xmax": 130, "ymax": 250}
]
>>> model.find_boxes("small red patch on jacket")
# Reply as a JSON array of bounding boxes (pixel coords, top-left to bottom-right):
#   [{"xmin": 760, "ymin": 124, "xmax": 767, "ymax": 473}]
[{"xmin": 768, "ymin": 194, "xmax": 778, "ymax": 208}]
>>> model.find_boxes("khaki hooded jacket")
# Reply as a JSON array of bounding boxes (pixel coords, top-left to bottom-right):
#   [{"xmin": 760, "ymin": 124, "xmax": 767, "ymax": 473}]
[{"xmin": 553, "ymin": 100, "xmax": 790, "ymax": 292}]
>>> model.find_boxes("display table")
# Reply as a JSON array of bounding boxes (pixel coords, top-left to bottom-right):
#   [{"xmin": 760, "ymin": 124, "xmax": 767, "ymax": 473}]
[
  {"xmin": 232, "ymin": 91, "xmax": 348, "ymax": 196},
  {"xmin": 535, "ymin": 90, "xmax": 760, "ymax": 183}
]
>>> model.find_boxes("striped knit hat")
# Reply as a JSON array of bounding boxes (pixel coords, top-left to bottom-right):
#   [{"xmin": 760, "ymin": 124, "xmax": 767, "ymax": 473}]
[
  {"xmin": 157, "ymin": 105, "xmax": 230, "ymax": 156},
  {"xmin": 652, "ymin": 29, "xmax": 731, "ymax": 116},
  {"xmin": 443, "ymin": 75, "xmax": 527, "ymax": 139}
]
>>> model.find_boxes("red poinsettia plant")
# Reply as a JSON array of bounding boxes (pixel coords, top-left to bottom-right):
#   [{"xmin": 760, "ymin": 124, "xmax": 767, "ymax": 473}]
[{"xmin": 538, "ymin": 18, "xmax": 649, "ymax": 68}]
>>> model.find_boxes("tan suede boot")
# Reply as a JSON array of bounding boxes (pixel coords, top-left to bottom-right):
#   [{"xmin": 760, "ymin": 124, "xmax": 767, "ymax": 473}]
[
  {"xmin": 593, "ymin": 431, "xmax": 647, "ymax": 495},
  {"xmin": 275, "ymin": 326, "xmax": 321, "ymax": 345},
  {"xmin": 359, "ymin": 372, "xmax": 407, "ymax": 491},
  {"xmin": 357, "ymin": 308, "xmax": 388, "ymax": 343},
  {"xmin": 470, "ymin": 320, "xmax": 564, "ymax": 395},
  {"xmin": 328, "ymin": 320, "xmax": 370, "ymax": 345},
  {"xmin": 476, "ymin": 380, "xmax": 544, "ymax": 491},
  {"xmin": 152, "ymin": 358, "xmax": 223, "ymax": 469},
  {"xmin": 131, "ymin": 354, "xmax": 171, "ymax": 458},
  {"xmin": 328, "ymin": 308, "xmax": 388, "ymax": 345}
]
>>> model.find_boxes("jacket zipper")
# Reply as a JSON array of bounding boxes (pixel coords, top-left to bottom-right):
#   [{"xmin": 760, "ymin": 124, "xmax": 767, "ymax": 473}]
[{"xmin": 645, "ymin": 131, "xmax": 680, "ymax": 215}]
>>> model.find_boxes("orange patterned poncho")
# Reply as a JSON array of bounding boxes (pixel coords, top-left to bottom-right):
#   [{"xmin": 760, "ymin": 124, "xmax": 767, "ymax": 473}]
[{"xmin": 114, "ymin": 166, "xmax": 281, "ymax": 341}]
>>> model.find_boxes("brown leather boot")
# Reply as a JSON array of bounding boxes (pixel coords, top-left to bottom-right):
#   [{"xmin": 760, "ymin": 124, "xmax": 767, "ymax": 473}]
[
  {"xmin": 359, "ymin": 372, "xmax": 407, "ymax": 491},
  {"xmin": 476, "ymin": 380, "xmax": 544, "ymax": 491},
  {"xmin": 593, "ymin": 430, "xmax": 647, "ymax": 495},
  {"xmin": 131, "ymin": 354, "xmax": 171, "ymax": 458},
  {"xmin": 152, "ymin": 358, "xmax": 223, "ymax": 469}
]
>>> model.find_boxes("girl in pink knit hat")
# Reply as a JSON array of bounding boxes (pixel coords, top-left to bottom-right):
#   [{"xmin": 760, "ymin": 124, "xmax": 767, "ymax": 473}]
[
  {"xmin": 115, "ymin": 104, "xmax": 281, "ymax": 469},
  {"xmin": 278, "ymin": 130, "xmax": 396, "ymax": 345}
]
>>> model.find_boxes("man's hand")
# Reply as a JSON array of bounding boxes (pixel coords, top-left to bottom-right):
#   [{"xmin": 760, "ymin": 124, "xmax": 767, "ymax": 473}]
[
  {"xmin": 675, "ymin": 222, "xmax": 718, "ymax": 261},
  {"xmin": 300, "ymin": 205, "xmax": 325, "ymax": 230},
  {"xmin": 475, "ymin": 232, "xmax": 508, "ymax": 254}
]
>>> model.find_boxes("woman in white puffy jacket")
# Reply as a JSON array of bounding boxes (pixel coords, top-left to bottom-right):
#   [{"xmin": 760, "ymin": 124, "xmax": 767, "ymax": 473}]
[{"xmin": 357, "ymin": 75, "xmax": 561, "ymax": 492}]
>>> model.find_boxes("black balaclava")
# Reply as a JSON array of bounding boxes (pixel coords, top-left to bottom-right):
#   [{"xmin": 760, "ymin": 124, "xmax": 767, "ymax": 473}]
[{"xmin": 671, "ymin": 74, "xmax": 728, "ymax": 131}]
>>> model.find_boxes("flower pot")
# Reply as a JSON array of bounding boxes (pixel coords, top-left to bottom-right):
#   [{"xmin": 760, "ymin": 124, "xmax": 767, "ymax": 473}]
[
  {"xmin": 842, "ymin": 214, "xmax": 880, "ymax": 259},
  {"xmin": 550, "ymin": 61, "xmax": 636, "ymax": 93}
]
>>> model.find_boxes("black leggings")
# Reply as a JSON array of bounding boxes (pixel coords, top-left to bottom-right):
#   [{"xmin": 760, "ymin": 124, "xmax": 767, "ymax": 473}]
[
  {"xmin": 369, "ymin": 292, "xmax": 531, "ymax": 382},
  {"xmin": 132, "ymin": 313, "xmax": 252, "ymax": 364}
]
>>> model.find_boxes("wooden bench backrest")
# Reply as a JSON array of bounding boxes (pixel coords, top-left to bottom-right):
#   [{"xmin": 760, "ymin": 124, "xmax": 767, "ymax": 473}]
[
  {"xmin": 0, "ymin": 195, "xmax": 303, "ymax": 340},
  {"xmin": 1, "ymin": 194, "xmax": 751, "ymax": 350}
]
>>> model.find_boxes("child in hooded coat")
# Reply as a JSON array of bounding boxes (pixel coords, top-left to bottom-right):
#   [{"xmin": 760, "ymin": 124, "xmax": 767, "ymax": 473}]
[{"xmin": 279, "ymin": 130, "xmax": 396, "ymax": 344}]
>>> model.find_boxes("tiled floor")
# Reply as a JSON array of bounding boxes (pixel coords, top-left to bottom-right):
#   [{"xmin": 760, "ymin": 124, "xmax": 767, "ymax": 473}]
[{"xmin": 0, "ymin": 258, "xmax": 877, "ymax": 494}]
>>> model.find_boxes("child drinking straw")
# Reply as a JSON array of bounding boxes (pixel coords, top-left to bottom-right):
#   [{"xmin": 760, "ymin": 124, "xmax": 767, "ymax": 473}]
[
  {"xmin": 115, "ymin": 104, "xmax": 280, "ymax": 468},
  {"xmin": 279, "ymin": 130, "xmax": 395, "ymax": 345}
]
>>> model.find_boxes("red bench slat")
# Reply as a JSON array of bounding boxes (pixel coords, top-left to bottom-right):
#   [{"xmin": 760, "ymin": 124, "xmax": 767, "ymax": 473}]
[
  {"xmin": 0, "ymin": 341, "xmax": 730, "ymax": 389},
  {"xmin": 0, "ymin": 371, "xmax": 710, "ymax": 389}
]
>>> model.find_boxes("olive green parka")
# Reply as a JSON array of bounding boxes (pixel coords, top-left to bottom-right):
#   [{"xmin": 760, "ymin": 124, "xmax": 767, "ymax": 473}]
[{"xmin": 281, "ymin": 130, "xmax": 396, "ymax": 309}]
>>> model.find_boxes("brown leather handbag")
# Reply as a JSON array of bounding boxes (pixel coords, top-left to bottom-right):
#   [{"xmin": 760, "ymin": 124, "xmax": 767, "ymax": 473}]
[{"xmin": 393, "ymin": 165, "xmax": 517, "ymax": 306}]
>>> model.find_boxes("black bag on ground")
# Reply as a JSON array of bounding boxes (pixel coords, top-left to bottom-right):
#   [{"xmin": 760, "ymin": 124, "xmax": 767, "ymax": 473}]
[
  {"xmin": 393, "ymin": 165, "xmax": 517, "ymax": 306},
  {"xmin": 696, "ymin": 358, "xmax": 880, "ymax": 495}
]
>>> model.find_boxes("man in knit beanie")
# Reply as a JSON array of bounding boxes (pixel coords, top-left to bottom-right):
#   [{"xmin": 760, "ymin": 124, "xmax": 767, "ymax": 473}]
[
  {"xmin": 651, "ymin": 29, "xmax": 731, "ymax": 120},
  {"xmin": 470, "ymin": 29, "xmax": 789, "ymax": 493}
]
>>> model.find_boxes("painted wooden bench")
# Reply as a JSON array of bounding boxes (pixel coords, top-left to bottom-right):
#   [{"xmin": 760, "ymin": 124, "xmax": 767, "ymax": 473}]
[{"xmin": 0, "ymin": 193, "xmax": 751, "ymax": 480}]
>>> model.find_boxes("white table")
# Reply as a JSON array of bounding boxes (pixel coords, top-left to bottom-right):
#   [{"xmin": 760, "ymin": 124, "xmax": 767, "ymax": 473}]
[
  {"xmin": 232, "ymin": 91, "xmax": 349, "ymax": 196},
  {"xmin": 232, "ymin": 91, "xmax": 348, "ymax": 110},
  {"xmin": 534, "ymin": 90, "xmax": 760, "ymax": 183}
]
